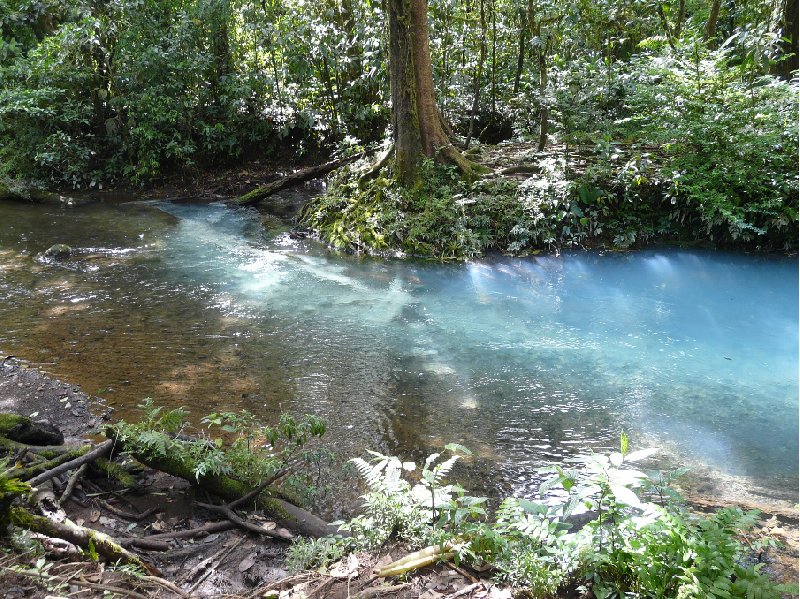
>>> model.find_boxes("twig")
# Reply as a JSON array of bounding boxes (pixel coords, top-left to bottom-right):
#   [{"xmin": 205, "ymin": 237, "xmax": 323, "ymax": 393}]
[
  {"xmin": 447, "ymin": 561, "xmax": 479, "ymax": 584},
  {"xmin": 96, "ymin": 498, "xmax": 159, "ymax": 521},
  {"xmin": 143, "ymin": 574, "xmax": 192, "ymax": 598},
  {"xmin": 442, "ymin": 582, "xmax": 484, "ymax": 599},
  {"xmin": 186, "ymin": 535, "xmax": 246, "ymax": 595},
  {"xmin": 228, "ymin": 466, "xmax": 290, "ymax": 510},
  {"xmin": 136, "ymin": 520, "xmax": 235, "ymax": 541},
  {"xmin": 28, "ymin": 440, "xmax": 113, "ymax": 487},
  {"xmin": 72, "ymin": 577, "xmax": 149, "ymax": 599},
  {"xmin": 195, "ymin": 500, "xmax": 293, "ymax": 541},
  {"xmin": 58, "ymin": 463, "xmax": 87, "ymax": 505}
]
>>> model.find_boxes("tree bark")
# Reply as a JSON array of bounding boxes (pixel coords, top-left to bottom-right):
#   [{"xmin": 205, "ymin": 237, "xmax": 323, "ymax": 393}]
[
  {"xmin": 703, "ymin": 0, "xmax": 722, "ymax": 44},
  {"xmin": 388, "ymin": 0, "xmax": 481, "ymax": 184},
  {"xmin": 464, "ymin": 0, "xmax": 487, "ymax": 150},
  {"xmin": 776, "ymin": 0, "xmax": 798, "ymax": 77},
  {"xmin": 513, "ymin": 7, "xmax": 528, "ymax": 95}
]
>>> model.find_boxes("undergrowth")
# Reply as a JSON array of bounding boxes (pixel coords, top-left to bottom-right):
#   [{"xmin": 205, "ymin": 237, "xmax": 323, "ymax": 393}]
[
  {"xmin": 287, "ymin": 434, "xmax": 797, "ymax": 599},
  {"xmin": 301, "ymin": 150, "xmax": 796, "ymax": 261}
]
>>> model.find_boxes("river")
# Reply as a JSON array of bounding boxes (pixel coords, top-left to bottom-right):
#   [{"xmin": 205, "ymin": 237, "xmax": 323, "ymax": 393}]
[{"xmin": 0, "ymin": 195, "xmax": 796, "ymax": 517}]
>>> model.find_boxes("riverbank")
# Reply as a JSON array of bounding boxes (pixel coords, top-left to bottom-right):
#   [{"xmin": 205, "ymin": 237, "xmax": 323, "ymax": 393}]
[
  {"xmin": 0, "ymin": 357, "xmax": 510, "ymax": 598},
  {"xmin": 0, "ymin": 356, "xmax": 797, "ymax": 598}
]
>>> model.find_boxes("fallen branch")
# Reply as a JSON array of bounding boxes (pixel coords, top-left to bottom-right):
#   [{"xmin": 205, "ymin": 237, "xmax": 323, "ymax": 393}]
[
  {"xmin": 442, "ymin": 582, "xmax": 484, "ymax": 599},
  {"xmin": 108, "ymin": 428, "xmax": 336, "ymax": 538},
  {"xmin": 28, "ymin": 439, "xmax": 113, "ymax": 487},
  {"xmin": 234, "ymin": 153, "xmax": 365, "ymax": 207},
  {"xmin": 131, "ymin": 520, "xmax": 235, "ymax": 542},
  {"xmin": 9, "ymin": 506, "xmax": 158, "ymax": 575},
  {"xmin": 9, "ymin": 445, "xmax": 93, "ymax": 482},
  {"xmin": 195, "ymin": 499, "xmax": 293, "ymax": 541},
  {"xmin": 96, "ymin": 498, "xmax": 159, "ymax": 521},
  {"xmin": 58, "ymin": 463, "xmax": 87, "ymax": 505},
  {"xmin": 358, "ymin": 583, "xmax": 411, "ymax": 598}
]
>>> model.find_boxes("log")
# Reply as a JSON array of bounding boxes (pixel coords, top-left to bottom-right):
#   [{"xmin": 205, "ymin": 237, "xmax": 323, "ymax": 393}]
[
  {"xmin": 107, "ymin": 430, "xmax": 339, "ymax": 538},
  {"xmin": 234, "ymin": 153, "xmax": 364, "ymax": 207},
  {"xmin": 9, "ymin": 506, "xmax": 158, "ymax": 574}
]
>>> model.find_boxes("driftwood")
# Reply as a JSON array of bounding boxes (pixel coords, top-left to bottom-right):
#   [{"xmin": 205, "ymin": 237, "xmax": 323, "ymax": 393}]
[{"xmin": 234, "ymin": 152, "xmax": 364, "ymax": 207}]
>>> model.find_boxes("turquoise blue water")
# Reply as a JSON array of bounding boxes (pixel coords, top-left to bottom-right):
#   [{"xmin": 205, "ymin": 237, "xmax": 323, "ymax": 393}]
[
  {"xmin": 156, "ymin": 202, "xmax": 798, "ymax": 502},
  {"xmin": 0, "ymin": 198, "xmax": 796, "ymax": 508}
]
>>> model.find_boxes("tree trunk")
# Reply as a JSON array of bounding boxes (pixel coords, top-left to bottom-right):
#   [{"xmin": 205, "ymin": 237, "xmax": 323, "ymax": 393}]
[
  {"xmin": 388, "ymin": 0, "xmax": 479, "ymax": 184},
  {"xmin": 536, "ymin": 30, "xmax": 549, "ymax": 152},
  {"xmin": 776, "ymin": 0, "xmax": 798, "ymax": 77},
  {"xmin": 513, "ymin": 7, "xmax": 527, "ymax": 95},
  {"xmin": 675, "ymin": 0, "xmax": 686, "ymax": 36},
  {"xmin": 464, "ymin": 0, "xmax": 487, "ymax": 150},
  {"xmin": 703, "ymin": 0, "xmax": 722, "ymax": 44}
]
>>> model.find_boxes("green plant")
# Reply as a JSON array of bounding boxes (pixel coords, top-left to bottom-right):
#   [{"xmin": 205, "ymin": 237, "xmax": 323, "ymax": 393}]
[
  {"xmin": 308, "ymin": 436, "xmax": 796, "ymax": 599},
  {"xmin": 111, "ymin": 399, "xmax": 326, "ymax": 493}
]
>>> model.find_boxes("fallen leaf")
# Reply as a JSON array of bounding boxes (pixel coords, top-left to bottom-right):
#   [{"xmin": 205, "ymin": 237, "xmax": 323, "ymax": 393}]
[
  {"xmin": 329, "ymin": 553, "xmax": 359, "ymax": 579},
  {"xmin": 238, "ymin": 552, "xmax": 257, "ymax": 572},
  {"xmin": 89, "ymin": 510, "xmax": 100, "ymax": 523}
]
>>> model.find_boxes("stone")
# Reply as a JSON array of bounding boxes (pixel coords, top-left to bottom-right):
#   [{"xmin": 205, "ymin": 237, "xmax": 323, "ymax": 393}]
[{"xmin": 43, "ymin": 244, "xmax": 72, "ymax": 260}]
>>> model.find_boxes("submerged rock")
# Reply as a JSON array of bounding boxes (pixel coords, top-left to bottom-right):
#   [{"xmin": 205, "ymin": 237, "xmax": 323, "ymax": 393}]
[{"xmin": 43, "ymin": 244, "xmax": 72, "ymax": 260}]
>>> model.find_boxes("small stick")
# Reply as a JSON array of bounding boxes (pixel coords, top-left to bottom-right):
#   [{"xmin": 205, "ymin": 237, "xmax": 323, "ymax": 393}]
[
  {"xmin": 72, "ymin": 578, "xmax": 149, "ymax": 599},
  {"xmin": 58, "ymin": 463, "xmax": 87, "ymax": 505},
  {"xmin": 441, "ymin": 582, "xmax": 484, "ymax": 599},
  {"xmin": 135, "ymin": 520, "xmax": 235, "ymax": 541},
  {"xmin": 447, "ymin": 561, "xmax": 479, "ymax": 584},
  {"xmin": 195, "ymin": 500, "xmax": 293, "ymax": 541},
  {"xmin": 96, "ymin": 498, "xmax": 159, "ymax": 521}
]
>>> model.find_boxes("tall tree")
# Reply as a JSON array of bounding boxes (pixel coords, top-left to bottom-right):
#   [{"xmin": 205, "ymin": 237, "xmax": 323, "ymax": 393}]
[{"xmin": 387, "ymin": 0, "xmax": 479, "ymax": 185}]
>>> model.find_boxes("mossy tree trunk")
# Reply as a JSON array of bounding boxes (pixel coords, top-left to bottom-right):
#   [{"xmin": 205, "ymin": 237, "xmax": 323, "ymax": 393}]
[{"xmin": 388, "ymin": 0, "xmax": 479, "ymax": 185}]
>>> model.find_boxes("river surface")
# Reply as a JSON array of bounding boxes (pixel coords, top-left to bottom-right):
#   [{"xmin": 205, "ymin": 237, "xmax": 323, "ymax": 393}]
[{"xmin": 0, "ymin": 196, "xmax": 797, "ymax": 515}]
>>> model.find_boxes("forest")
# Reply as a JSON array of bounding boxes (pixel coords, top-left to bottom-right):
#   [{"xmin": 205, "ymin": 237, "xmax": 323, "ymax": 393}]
[
  {"xmin": 0, "ymin": 2, "xmax": 798, "ymax": 598},
  {"xmin": 0, "ymin": 0, "xmax": 797, "ymax": 256}
]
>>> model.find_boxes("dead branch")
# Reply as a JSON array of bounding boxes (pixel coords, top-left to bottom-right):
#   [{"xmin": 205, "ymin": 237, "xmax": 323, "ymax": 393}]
[
  {"xmin": 234, "ymin": 153, "xmax": 365, "ymax": 207},
  {"xmin": 9, "ymin": 506, "xmax": 159, "ymax": 575},
  {"xmin": 27, "ymin": 440, "xmax": 113, "ymax": 487},
  {"xmin": 195, "ymin": 499, "xmax": 294, "ymax": 541},
  {"xmin": 131, "ymin": 520, "xmax": 235, "ymax": 542},
  {"xmin": 58, "ymin": 463, "xmax": 87, "ymax": 505},
  {"xmin": 107, "ymin": 428, "xmax": 336, "ymax": 538}
]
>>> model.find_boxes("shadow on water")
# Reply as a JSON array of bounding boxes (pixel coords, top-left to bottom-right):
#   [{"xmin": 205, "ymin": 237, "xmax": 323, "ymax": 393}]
[{"xmin": 0, "ymin": 197, "xmax": 796, "ymax": 518}]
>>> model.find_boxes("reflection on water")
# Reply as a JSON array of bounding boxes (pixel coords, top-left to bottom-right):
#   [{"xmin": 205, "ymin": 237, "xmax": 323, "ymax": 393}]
[{"xmin": 0, "ymin": 199, "xmax": 797, "ymax": 516}]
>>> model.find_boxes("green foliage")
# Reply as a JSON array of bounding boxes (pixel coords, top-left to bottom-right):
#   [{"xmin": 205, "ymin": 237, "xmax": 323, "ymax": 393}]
[
  {"xmin": 297, "ymin": 438, "xmax": 796, "ymax": 598},
  {"xmin": 110, "ymin": 399, "xmax": 326, "ymax": 493}
]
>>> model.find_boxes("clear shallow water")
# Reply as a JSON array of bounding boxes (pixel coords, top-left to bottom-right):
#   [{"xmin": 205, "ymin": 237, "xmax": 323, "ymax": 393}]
[{"xmin": 0, "ymin": 199, "xmax": 797, "ymax": 513}]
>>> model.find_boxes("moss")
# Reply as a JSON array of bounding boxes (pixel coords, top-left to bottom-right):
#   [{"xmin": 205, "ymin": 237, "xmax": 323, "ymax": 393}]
[
  {"xmin": 0, "ymin": 414, "xmax": 31, "ymax": 436},
  {"xmin": 92, "ymin": 458, "xmax": 137, "ymax": 488}
]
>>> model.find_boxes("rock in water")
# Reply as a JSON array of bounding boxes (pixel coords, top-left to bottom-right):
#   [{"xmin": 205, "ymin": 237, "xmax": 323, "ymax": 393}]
[{"xmin": 44, "ymin": 244, "xmax": 72, "ymax": 260}]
